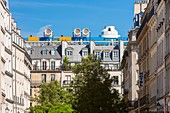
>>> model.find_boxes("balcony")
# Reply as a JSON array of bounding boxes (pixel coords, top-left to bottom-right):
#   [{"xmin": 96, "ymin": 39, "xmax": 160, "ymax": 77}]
[
  {"xmin": 63, "ymin": 80, "xmax": 73, "ymax": 86},
  {"xmin": 106, "ymin": 68, "xmax": 121, "ymax": 71},
  {"xmin": 150, "ymin": 96, "xmax": 156, "ymax": 105},
  {"xmin": 140, "ymin": 94, "xmax": 149, "ymax": 106},
  {"xmin": 31, "ymin": 80, "xmax": 53, "ymax": 86},
  {"xmin": 32, "ymin": 66, "xmax": 61, "ymax": 71}
]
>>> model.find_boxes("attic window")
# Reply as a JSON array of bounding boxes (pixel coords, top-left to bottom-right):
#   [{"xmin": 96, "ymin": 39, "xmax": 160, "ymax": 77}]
[
  {"xmin": 108, "ymin": 28, "xmax": 111, "ymax": 31},
  {"xmin": 67, "ymin": 51, "xmax": 72, "ymax": 56},
  {"xmin": 82, "ymin": 51, "xmax": 88, "ymax": 57},
  {"xmin": 29, "ymin": 49, "xmax": 33, "ymax": 54},
  {"xmin": 66, "ymin": 47, "xmax": 73, "ymax": 56},
  {"xmin": 51, "ymin": 48, "xmax": 56, "ymax": 55},
  {"xmin": 42, "ymin": 48, "xmax": 48, "ymax": 55}
]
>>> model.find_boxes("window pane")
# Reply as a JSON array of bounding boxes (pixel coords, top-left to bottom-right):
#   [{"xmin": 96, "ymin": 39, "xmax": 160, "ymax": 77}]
[
  {"xmin": 51, "ymin": 61, "xmax": 55, "ymax": 70},
  {"xmin": 42, "ymin": 48, "xmax": 48, "ymax": 55},
  {"xmin": 113, "ymin": 51, "xmax": 118, "ymax": 57},
  {"xmin": 65, "ymin": 75, "xmax": 71, "ymax": 85},
  {"xmin": 51, "ymin": 74, "xmax": 55, "ymax": 81},
  {"xmin": 104, "ymin": 64, "xmax": 109, "ymax": 69},
  {"xmin": 104, "ymin": 52, "xmax": 109, "ymax": 58},
  {"xmin": 113, "ymin": 76, "xmax": 119, "ymax": 86},
  {"xmin": 83, "ymin": 51, "xmax": 88, "ymax": 56},
  {"xmin": 51, "ymin": 49, "xmax": 56, "ymax": 55},
  {"xmin": 67, "ymin": 51, "xmax": 72, "ymax": 56},
  {"xmin": 42, "ymin": 61, "xmax": 47, "ymax": 70},
  {"xmin": 42, "ymin": 74, "xmax": 46, "ymax": 82},
  {"xmin": 95, "ymin": 51, "xmax": 100, "ymax": 58}
]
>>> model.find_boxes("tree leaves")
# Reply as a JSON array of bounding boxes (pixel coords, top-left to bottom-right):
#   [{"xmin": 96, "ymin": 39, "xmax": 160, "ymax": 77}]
[
  {"xmin": 30, "ymin": 81, "xmax": 74, "ymax": 113},
  {"xmin": 71, "ymin": 55, "xmax": 127, "ymax": 113}
]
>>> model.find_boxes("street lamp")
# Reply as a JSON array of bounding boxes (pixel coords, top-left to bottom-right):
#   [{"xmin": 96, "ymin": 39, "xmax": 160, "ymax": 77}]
[{"xmin": 5, "ymin": 107, "xmax": 9, "ymax": 113}]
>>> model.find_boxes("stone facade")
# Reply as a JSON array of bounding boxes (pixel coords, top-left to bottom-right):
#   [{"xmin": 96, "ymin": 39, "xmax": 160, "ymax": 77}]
[{"xmin": 0, "ymin": 0, "xmax": 32, "ymax": 113}]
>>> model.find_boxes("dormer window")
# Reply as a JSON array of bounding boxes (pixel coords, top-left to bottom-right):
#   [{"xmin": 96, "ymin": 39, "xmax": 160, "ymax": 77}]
[
  {"xmin": 112, "ymin": 50, "xmax": 119, "ymax": 61},
  {"xmin": 83, "ymin": 51, "xmax": 88, "ymax": 56},
  {"xmin": 113, "ymin": 51, "xmax": 118, "ymax": 57},
  {"xmin": 82, "ymin": 48, "xmax": 88, "ymax": 57},
  {"xmin": 104, "ymin": 52, "xmax": 109, "ymax": 58},
  {"xmin": 51, "ymin": 48, "xmax": 56, "ymax": 55},
  {"xmin": 66, "ymin": 47, "xmax": 73, "ymax": 57},
  {"xmin": 42, "ymin": 48, "xmax": 48, "ymax": 55},
  {"xmin": 29, "ymin": 49, "xmax": 33, "ymax": 55},
  {"xmin": 67, "ymin": 51, "xmax": 72, "ymax": 56},
  {"xmin": 94, "ymin": 50, "xmax": 101, "ymax": 59}
]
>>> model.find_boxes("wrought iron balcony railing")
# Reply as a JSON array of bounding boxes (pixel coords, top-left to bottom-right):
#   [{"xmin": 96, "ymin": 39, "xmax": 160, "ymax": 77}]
[
  {"xmin": 32, "ymin": 66, "xmax": 60, "ymax": 71},
  {"xmin": 139, "ymin": 94, "xmax": 149, "ymax": 106}
]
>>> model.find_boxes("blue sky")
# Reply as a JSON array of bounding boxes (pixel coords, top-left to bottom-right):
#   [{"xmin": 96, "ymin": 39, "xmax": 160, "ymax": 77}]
[{"xmin": 9, "ymin": 0, "xmax": 135, "ymax": 37}]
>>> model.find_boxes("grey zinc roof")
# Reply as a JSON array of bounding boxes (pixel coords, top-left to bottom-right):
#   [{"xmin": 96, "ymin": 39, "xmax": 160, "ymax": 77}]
[
  {"xmin": 66, "ymin": 44, "xmax": 88, "ymax": 62},
  {"xmin": 30, "ymin": 45, "xmax": 61, "ymax": 60},
  {"xmin": 94, "ymin": 45, "xmax": 116, "ymax": 51}
]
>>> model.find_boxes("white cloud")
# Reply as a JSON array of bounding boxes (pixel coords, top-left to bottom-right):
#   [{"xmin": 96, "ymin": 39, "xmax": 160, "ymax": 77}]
[{"xmin": 37, "ymin": 25, "xmax": 52, "ymax": 37}]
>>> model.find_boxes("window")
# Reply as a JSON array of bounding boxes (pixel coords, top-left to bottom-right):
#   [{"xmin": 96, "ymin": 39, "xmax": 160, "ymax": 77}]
[
  {"xmin": 104, "ymin": 64, "xmax": 109, "ymax": 70},
  {"xmin": 113, "ymin": 51, "xmax": 118, "ymax": 57},
  {"xmin": 95, "ymin": 51, "xmax": 101, "ymax": 58},
  {"xmin": 29, "ymin": 49, "xmax": 33, "ymax": 54},
  {"xmin": 42, "ymin": 61, "xmax": 47, "ymax": 70},
  {"xmin": 104, "ymin": 52, "xmax": 109, "ymax": 58},
  {"xmin": 42, "ymin": 48, "xmax": 48, "ymax": 55},
  {"xmin": 51, "ymin": 49, "xmax": 56, "ymax": 55},
  {"xmin": 83, "ymin": 51, "xmax": 88, "ymax": 57},
  {"xmin": 64, "ymin": 75, "xmax": 71, "ymax": 85},
  {"xmin": 51, "ymin": 74, "xmax": 55, "ymax": 81},
  {"xmin": 67, "ymin": 51, "xmax": 72, "ymax": 56},
  {"xmin": 42, "ymin": 74, "xmax": 46, "ymax": 82},
  {"xmin": 51, "ymin": 61, "xmax": 55, "ymax": 70},
  {"xmin": 113, "ymin": 64, "xmax": 119, "ymax": 70},
  {"xmin": 113, "ymin": 76, "xmax": 119, "ymax": 86}
]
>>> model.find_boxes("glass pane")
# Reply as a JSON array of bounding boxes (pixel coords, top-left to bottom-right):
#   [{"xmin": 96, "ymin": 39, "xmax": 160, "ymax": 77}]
[{"xmin": 51, "ymin": 74, "xmax": 55, "ymax": 81}]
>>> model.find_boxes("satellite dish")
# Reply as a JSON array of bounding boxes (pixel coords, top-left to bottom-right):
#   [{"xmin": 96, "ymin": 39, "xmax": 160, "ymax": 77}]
[
  {"xmin": 74, "ymin": 28, "xmax": 81, "ymax": 37},
  {"xmin": 82, "ymin": 28, "xmax": 90, "ymax": 37}
]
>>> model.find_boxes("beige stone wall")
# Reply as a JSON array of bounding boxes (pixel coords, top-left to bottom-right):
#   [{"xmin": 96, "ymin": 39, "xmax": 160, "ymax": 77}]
[{"xmin": 31, "ymin": 73, "xmax": 61, "ymax": 83}]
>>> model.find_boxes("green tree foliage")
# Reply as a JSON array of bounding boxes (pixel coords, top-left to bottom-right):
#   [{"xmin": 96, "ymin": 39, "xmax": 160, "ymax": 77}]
[
  {"xmin": 63, "ymin": 57, "xmax": 70, "ymax": 71},
  {"xmin": 72, "ymin": 55, "xmax": 127, "ymax": 113},
  {"xmin": 30, "ymin": 103, "xmax": 73, "ymax": 113},
  {"xmin": 30, "ymin": 81, "xmax": 74, "ymax": 113}
]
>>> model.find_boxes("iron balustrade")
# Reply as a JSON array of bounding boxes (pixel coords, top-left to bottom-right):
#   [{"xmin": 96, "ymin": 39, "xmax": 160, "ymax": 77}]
[
  {"xmin": 32, "ymin": 66, "xmax": 60, "ymax": 71},
  {"xmin": 63, "ymin": 80, "xmax": 73, "ymax": 85},
  {"xmin": 140, "ymin": 94, "xmax": 149, "ymax": 106},
  {"xmin": 150, "ymin": 95, "xmax": 156, "ymax": 105},
  {"xmin": 31, "ymin": 80, "xmax": 53, "ymax": 86}
]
